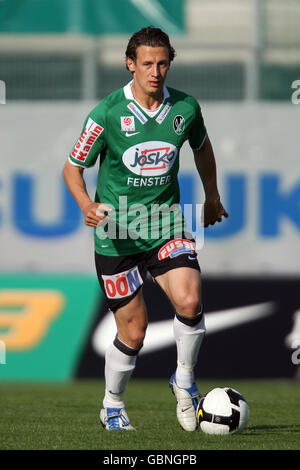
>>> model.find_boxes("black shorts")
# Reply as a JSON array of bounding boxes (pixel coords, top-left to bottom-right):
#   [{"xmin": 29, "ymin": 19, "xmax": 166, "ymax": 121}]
[{"xmin": 95, "ymin": 235, "xmax": 200, "ymax": 312}]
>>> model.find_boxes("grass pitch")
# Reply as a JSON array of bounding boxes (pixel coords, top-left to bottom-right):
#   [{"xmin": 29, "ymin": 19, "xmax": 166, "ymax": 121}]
[{"xmin": 0, "ymin": 379, "xmax": 299, "ymax": 451}]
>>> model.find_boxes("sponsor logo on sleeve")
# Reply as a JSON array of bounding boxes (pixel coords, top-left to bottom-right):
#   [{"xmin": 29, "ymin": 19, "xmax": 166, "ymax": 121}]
[
  {"xmin": 101, "ymin": 266, "xmax": 143, "ymax": 299},
  {"xmin": 71, "ymin": 117, "xmax": 104, "ymax": 163}
]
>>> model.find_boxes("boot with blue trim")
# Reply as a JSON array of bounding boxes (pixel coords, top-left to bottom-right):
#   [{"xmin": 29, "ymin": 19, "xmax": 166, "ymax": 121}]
[
  {"xmin": 100, "ymin": 407, "xmax": 135, "ymax": 431},
  {"xmin": 170, "ymin": 373, "xmax": 200, "ymax": 431}
]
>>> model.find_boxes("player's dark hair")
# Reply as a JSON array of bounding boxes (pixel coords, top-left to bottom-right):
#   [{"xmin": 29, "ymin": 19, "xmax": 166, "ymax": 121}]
[{"xmin": 125, "ymin": 26, "xmax": 176, "ymax": 69}]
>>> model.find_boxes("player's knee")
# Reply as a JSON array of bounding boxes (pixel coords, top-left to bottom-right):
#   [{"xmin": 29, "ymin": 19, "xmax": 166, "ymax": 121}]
[
  {"xmin": 129, "ymin": 329, "xmax": 146, "ymax": 348},
  {"xmin": 122, "ymin": 323, "xmax": 147, "ymax": 350},
  {"xmin": 174, "ymin": 290, "xmax": 201, "ymax": 317}
]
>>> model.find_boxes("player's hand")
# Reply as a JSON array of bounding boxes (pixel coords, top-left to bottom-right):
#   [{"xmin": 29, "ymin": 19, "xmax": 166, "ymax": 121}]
[
  {"xmin": 83, "ymin": 202, "xmax": 113, "ymax": 228},
  {"xmin": 204, "ymin": 196, "xmax": 228, "ymax": 227}
]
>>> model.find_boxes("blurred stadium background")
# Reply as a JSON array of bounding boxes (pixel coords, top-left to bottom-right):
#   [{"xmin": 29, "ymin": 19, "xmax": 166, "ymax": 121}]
[{"xmin": 0, "ymin": 0, "xmax": 300, "ymax": 382}]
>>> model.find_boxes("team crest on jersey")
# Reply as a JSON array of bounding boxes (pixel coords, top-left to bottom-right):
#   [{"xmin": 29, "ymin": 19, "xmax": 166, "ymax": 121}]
[
  {"xmin": 173, "ymin": 115, "xmax": 185, "ymax": 135},
  {"xmin": 122, "ymin": 140, "xmax": 178, "ymax": 176},
  {"xmin": 121, "ymin": 116, "xmax": 135, "ymax": 132},
  {"xmin": 101, "ymin": 266, "xmax": 143, "ymax": 299}
]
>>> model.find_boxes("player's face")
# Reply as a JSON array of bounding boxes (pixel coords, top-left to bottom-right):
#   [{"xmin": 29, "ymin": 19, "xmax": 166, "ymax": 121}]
[{"xmin": 126, "ymin": 45, "xmax": 170, "ymax": 100}]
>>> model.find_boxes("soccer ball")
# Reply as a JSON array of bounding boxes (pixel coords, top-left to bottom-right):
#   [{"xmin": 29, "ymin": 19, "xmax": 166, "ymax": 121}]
[{"xmin": 197, "ymin": 387, "xmax": 250, "ymax": 435}]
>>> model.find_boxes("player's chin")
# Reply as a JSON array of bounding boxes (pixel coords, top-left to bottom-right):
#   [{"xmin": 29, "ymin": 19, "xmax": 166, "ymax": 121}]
[{"xmin": 148, "ymin": 82, "xmax": 162, "ymax": 93}]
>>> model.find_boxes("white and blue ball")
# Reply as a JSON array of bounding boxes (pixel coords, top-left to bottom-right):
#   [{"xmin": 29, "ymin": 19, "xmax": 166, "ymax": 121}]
[{"xmin": 197, "ymin": 387, "xmax": 250, "ymax": 435}]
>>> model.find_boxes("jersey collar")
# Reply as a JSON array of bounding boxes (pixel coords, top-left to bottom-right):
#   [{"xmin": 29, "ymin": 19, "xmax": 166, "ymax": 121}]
[{"xmin": 123, "ymin": 79, "xmax": 170, "ymax": 108}]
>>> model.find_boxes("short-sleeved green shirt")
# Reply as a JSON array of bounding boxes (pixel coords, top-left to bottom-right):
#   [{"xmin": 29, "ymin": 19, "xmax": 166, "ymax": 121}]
[{"xmin": 69, "ymin": 81, "xmax": 207, "ymax": 256}]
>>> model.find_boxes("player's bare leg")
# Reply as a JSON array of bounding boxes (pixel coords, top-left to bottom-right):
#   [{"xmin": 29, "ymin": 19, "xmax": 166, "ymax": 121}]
[
  {"xmin": 155, "ymin": 267, "xmax": 206, "ymax": 431},
  {"xmin": 155, "ymin": 266, "xmax": 201, "ymax": 316},
  {"xmin": 113, "ymin": 290, "xmax": 148, "ymax": 350},
  {"xmin": 100, "ymin": 290, "xmax": 147, "ymax": 430}
]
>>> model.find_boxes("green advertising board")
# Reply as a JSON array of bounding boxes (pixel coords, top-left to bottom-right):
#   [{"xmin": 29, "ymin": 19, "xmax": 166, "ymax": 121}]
[
  {"xmin": 0, "ymin": 274, "xmax": 102, "ymax": 381},
  {"xmin": 0, "ymin": 0, "xmax": 185, "ymax": 35}
]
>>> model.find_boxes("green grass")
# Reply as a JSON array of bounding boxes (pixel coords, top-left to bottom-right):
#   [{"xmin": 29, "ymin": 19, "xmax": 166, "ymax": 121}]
[{"xmin": 0, "ymin": 379, "xmax": 299, "ymax": 450}]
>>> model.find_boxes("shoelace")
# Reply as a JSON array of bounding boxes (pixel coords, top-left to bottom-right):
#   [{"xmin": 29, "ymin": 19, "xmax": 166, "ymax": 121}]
[
  {"xmin": 106, "ymin": 410, "xmax": 129, "ymax": 430},
  {"xmin": 107, "ymin": 413, "xmax": 121, "ymax": 430}
]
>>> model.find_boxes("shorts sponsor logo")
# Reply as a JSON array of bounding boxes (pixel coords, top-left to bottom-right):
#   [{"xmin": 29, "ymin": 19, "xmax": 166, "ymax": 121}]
[
  {"xmin": 71, "ymin": 118, "xmax": 104, "ymax": 162},
  {"xmin": 158, "ymin": 238, "xmax": 196, "ymax": 260},
  {"xmin": 121, "ymin": 116, "xmax": 135, "ymax": 132},
  {"xmin": 122, "ymin": 141, "xmax": 178, "ymax": 176},
  {"xmin": 102, "ymin": 266, "xmax": 143, "ymax": 299}
]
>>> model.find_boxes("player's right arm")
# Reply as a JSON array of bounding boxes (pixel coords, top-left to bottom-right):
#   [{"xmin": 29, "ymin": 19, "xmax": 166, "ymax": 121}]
[
  {"xmin": 62, "ymin": 160, "xmax": 111, "ymax": 227},
  {"xmin": 63, "ymin": 106, "xmax": 111, "ymax": 228}
]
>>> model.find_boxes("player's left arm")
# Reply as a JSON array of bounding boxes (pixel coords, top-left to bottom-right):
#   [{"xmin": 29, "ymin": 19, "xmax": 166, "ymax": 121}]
[{"xmin": 193, "ymin": 135, "xmax": 228, "ymax": 227}]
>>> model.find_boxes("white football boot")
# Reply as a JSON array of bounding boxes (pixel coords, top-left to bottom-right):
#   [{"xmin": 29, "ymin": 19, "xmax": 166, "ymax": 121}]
[
  {"xmin": 170, "ymin": 373, "xmax": 200, "ymax": 431},
  {"xmin": 100, "ymin": 407, "xmax": 136, "ymax": 431}
]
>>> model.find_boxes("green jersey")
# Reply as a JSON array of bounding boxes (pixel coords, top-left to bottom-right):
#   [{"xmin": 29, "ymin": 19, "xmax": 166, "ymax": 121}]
[{"xmin": 69, "ymin": 81, "xmax": 207, "ymax": 256}]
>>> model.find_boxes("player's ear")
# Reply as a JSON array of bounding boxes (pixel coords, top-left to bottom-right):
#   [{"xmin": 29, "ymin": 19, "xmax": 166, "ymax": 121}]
[{"xmin": 126, "ymin": 57, "xmax": 136, "ymax": 73}]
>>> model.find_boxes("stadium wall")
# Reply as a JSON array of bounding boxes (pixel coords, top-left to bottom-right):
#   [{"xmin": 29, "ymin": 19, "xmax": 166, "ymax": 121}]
[{"xmin": 0, "ymin": 102, "xmax": 299, "ymax": 380}]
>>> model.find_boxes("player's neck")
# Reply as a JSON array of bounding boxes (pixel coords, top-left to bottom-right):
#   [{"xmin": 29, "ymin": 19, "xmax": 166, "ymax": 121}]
[{"xmin": 131, "ymin": 82, "xmax": 164, "ymax": 111}]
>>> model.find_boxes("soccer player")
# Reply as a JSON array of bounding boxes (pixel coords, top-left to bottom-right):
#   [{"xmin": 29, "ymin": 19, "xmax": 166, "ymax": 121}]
[{"xmin": 63, "ymin": 26, "xmax": 228, "ymax": 432}]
